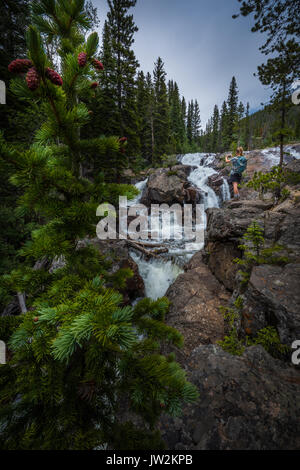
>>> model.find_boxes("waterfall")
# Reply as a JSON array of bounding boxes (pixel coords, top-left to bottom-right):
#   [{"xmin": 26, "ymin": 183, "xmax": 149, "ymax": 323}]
[
  {"xmin": 129, "ymin": 153, "xmax": 222, "ymax": 299},
  {"xmin": 181, "ymin": 153, "xmax": 220, "ymax": 210},
  {"xmin": 128, "ymin": 177, "xmax": 148, "ymax": 206},
  {"xmin": 221, "ymin": 178, "xmax": 231, "ymax": 202},
  {"xmin": 130, "ymin": 251, "xmax": 183, "ymax": 300}
]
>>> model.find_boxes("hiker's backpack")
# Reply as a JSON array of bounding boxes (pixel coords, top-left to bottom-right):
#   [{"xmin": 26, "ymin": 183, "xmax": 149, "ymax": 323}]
[{"xmin": 233, "ymin": 156, "xmax": 247, "ymax": 174}]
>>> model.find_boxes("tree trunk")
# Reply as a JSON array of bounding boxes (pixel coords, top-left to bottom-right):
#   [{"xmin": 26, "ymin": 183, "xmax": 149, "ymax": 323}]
[
  {"xmin": 279, "ymin": 83, "xmax": 286, "ymax": 168},
  {"xmin": 17, "ymin": 293, "xmax": 27, "ymax": 314}
]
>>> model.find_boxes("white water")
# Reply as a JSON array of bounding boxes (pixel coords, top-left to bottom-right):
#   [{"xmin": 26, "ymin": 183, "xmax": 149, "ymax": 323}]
[
  {"xmin": 128, "ymin": 177, "xmax": 148, "ymax": 206},
  {"xmin": 260, "ymin": 144, "xmax": 300, "ymax": 166},
  {"xmin": 221, "ymin": 178, "xmax": 231, "ymax": 202},
  {"xmin": 181, "ymin": 153, "xmax": 220, "ymax": 209},
  {"xmin": 130, "ymin": 251, "xmax": 183, "ymax": 300},
  {"xmin": 129, "ymin": 153, "xmax": 229, "ymax": 300}
]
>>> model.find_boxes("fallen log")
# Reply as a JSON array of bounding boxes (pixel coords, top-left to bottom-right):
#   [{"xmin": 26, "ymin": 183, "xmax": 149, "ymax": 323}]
[{"xmin": 126, "ymin": 240, "xmax": 168, "ymax": 258}]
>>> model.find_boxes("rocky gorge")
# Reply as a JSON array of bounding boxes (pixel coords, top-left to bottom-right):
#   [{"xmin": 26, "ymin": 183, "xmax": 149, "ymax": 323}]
[{"xmin": 119, "ymin": 144, "xmax": 300, "ymax": 450}]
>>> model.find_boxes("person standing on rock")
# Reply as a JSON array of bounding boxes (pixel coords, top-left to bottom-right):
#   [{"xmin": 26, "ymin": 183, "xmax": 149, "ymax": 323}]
[{"xmin": 225, "ymin": 147, "xmax": 247, "ymax": 199}]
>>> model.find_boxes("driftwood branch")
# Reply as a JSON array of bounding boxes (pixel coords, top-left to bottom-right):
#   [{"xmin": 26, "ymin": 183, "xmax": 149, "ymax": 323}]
[{"xmin": 126, "ymin": 240, "xmax": 168, "ymax": 258}]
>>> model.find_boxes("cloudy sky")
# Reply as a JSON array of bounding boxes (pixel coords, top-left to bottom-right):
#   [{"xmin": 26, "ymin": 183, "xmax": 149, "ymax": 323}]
[{"xmin": 93, "ymin": 0, "xmax": 271, "ymax": 126}]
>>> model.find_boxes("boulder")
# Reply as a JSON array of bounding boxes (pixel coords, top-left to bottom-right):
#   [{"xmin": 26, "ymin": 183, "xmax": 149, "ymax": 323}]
[
  {"xmin": 159, "ymin": 345, "xmax": 300, "ymax": 450},
  {"xmin": 241, "ymin": 263, "xmax": 300, "ymax": 344},
  {"xmin": 165, "ymin": 251, "xmax": 229, "ymax": 360},
  {"xmin": 140, "ymin": 165, "xmax": 190, "ymax": 206},
  {"xmin": 207, "ymin": 174, "xmax": 225, "ymax": 198}
]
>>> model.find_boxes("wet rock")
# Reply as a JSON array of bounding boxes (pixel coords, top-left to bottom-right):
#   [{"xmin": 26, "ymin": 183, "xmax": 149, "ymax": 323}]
[
  {"xmin": 207, "ymin": 173, "xmax": 224, "ymax": 190},
  {"xmin": 159, "ymin": 345, "xmax": 300, "ymax": 450},
  {"xmin": 165, "ymin": 252, "xmax": 229, "ymax": 360}
]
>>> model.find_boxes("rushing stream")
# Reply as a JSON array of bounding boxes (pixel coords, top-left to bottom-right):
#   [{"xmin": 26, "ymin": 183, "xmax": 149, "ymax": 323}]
[
  {"xmin": 129, "ymin": 145, "xmax": 300, "ymax": 299},
  {"xmin": 129, "ymin": 152, "xmax": 229, "ymax": 299}
]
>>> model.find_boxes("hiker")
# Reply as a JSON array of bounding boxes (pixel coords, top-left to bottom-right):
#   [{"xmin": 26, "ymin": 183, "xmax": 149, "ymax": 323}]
[{"xmin": 225, "ymin": 146, "xmax": 247, "ymax": 199}]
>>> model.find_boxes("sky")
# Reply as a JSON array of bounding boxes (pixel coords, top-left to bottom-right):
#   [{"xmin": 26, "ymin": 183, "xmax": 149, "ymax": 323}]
[{"xmin": 92, "ymin": 0, "xmax": 271, "ymax": 126}]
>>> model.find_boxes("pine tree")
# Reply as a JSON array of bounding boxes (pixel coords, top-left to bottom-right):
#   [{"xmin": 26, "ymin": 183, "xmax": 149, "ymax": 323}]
[
  {"xmin": 257, "ymin": 40, "xmax": 299, "ymax": 166},
  {"xmin": 104, "ymin": 0, "xmax": 140, "ymax": 157},
  {"xmin": 219, "ymin": 100, "xmax": 228, "ymax": 152},
  {"xmin": 181, "ymin": 96, "xmax": 187, "ymax": 129},
  {"xmin": 153, "ymin": 57, "xmax": 170, "ymax": 164},
  {"xmin": 192, "ymin": 99, "xmax": 201, "ymax": 143},
  {"xmin": 0, "ymin": 0, "xmax": 30, "ymax": 140},
  {"xmin": 169, "ymin": 82, "xmax": 185, "ymax": 153},
  {"xmin": 136, "ymin": 70, "xmax": 153, "ymax": 163},
  {"xmin": 226, "ymin": 76, "xmax": 239, "ymax": 149},
  {"xmin": 211, "ymin": 104, "xmax": 220, "ymax": 152},
  {"xmin": 237, "ymin": 101, "xmax": 245, "ymax": 146},
  {"xmin": 234, "ymin": 0, "xmax": 299, "ymax": 55},
  {"xmin": 244, "ymin": 102, "xmax": 251, "ymax": 150},
  {"xmin": 187, "ymin": 100, "xmax": 194, "ymax": 144},
  {"xmin": 0, "ymin": 0, "xmax": 198, "ymax": 450}
]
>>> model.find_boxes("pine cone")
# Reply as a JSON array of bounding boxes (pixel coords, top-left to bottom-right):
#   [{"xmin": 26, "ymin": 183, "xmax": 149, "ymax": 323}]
[
  {"xmin": 78, "ymin": 52, "xmax": 87, "ymax": 67},
  {"xmin": 119, "ymin": 137, "xmax": 127, "ymax": 143},
  {"xmin": 8, "ymin": 59, "xmax": 33, "ymax": 73},
  {"xmin": 90, "ymin": 82, "xmax": 99, "ymax": 89},
  {"xmin": 26, "ymin": 67, "xmax": 40, "ymax": 91},
  {"xmin": 92, "ymin": 59, "xmax": 104, "ymax": 71},
  {"xmin": 45, "ymin": 68, "xmax": 63, "ymax": 86}
]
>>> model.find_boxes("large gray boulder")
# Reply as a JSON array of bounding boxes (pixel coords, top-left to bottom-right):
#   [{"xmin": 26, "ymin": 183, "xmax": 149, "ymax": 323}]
[
  {"xmin": 140, "ymin": 165, "xmax": 191, "ymax": 206},
  {"xmin": 159, "ymin": 345, "xmax": 300, "ymax": 450}
]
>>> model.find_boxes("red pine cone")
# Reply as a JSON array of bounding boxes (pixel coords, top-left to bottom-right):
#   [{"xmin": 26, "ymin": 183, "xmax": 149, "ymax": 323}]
[
  {"xmin": 8, "ymin": 59, "xmax": 33, "ymax": 73},
  {"xmin": 33, "ymin": 317, "xmax": 39, "ymax": 322},
  {"xmin": 92, "ymin": 59, "xmax": 104, "ymax": 71},
  {"xmin": 26, "ymin": 67, "xmax": 40, "ymax": 91},
  {"xmin": 119, "ymin": 137, "xmax": 127, "ymax": 143},
  {"xmin": 90, "ymin": 82, "xmax": 99, "ymax": 89},
  {"xmin": 45, "ymin": 68, "xmax": 63, "ymax": 86},
  {"xmin": 78, "ymin": 52, "xmax": 87, "ymax": 67}
]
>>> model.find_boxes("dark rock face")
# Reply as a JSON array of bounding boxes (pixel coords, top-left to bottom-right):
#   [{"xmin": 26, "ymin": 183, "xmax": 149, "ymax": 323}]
[
  {"xmin": 204, "ymin": 191, "xmax": 300, "ymax": 344},
  {"xmin": 165, "ymin": 252, "xmax": 229, "ymax": 360},
  {"xmin": 242, "ymin": 263, "xmax": 300, "ymax": 344},
  {"xmin": 159, "ymin": 345, "xmax": 300, "ymax": 450},
  {"xmin": 140, "ymin": 165, "xmax": 191, "ymax": 206},
  {"xmin": 204, "ymin": 201, "xmax": 271, "ymax": 291},
  {"xmin": 206, "ymin": 240, "xmax": 242, "ymax": 291}
]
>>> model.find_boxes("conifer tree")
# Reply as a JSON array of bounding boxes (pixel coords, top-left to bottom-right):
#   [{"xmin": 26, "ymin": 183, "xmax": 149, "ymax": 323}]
[
  {"xmin": 153, "ymin": 57, "xmax": 170, "ymax": 163},
  {"xmin": 219, "ymin": 100, "xmax": 228, "ymax": 152},
  {"xmin": 211, "ymin": 104, "xmax": 220, "ymax": 152},
  {"xmin": 244, "ymin": 102, "xmax": 251, "ymax": 150},
  {"xmin": 103, "ymin": 0, "xmax": 140, "ymax": 156},
  {"xmin": 237, "ymin": 101, "xmax": 245, "ymax": 146},
  {"xmin": 181, "ymin": 96, "xmax": 187, "ymax": 129},
  {"xmin": 192, "ymin": 99, "xmax": 201, "ymax": 143},
  {"xmin": 169, "ymin": 82, "xmax": 185, "ymax": 153},
  {"xmin": 0, "ymin": 0, "xmax": 198, "ymax": 450},
  {"xmin": 257, "ymin": 40, "xmax": 299, "ymax": 166},
  {"xmin": 226, "ymin": 76, "xmax": 239, "ymax": 148},
  {"xmin": 136, "ymin": 70, "xmax": 153, "ymax": 162},
  {"xmin": 187, "ymin": 100, "xmax": 194, "ymax": 144}
]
